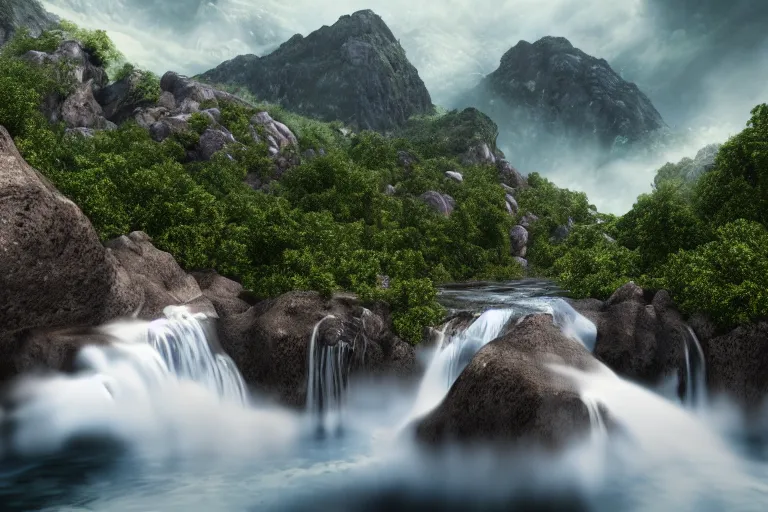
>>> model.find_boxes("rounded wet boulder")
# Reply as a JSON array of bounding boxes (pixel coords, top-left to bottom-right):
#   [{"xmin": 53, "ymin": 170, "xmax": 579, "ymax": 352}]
[
  {"xmin": 216, "ymin": 291, "xmax": 416, "ymax": 406},
  {"xmin": 416, "ymin": 314, "xmax": 605, "ymax": 449},
  {"xmin": 569, "ymin": 283, "xmax": 690, "ymax": 392}
]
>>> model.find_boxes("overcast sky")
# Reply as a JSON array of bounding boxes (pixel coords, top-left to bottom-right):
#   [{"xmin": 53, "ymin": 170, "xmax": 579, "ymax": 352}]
[{"xmin": 41, "ymin": 0, "xmax": 768, "ymax": 213}]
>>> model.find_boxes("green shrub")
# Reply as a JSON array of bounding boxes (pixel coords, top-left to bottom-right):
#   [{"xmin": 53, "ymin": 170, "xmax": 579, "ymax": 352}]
[
  {"xmin": 661, "ymin": 220, "xmax": 768, "ymax": 327},
  {"xmin": 616, "ymin": 182, "xmax": 710, "ymax": 271},
  {"xmin": 398, "ymin": 108, "xmax": 498, "ymax": 159},
  {"xmin": 112, "ymin": 63, "xmax": 161, "ymax": 103},
  {"xmin": 549, "ymin": 226, "xmax": 641, "ymax": 299},
  {"xmin": 58, "ymin": 20, "xmax": 124, "ymax": 67},
  {"xmin": 189, "ymin": 112, "xmax": 213, "ymax": 134},
  {"xmin": 693, "ymin": 104, "xmax": 768, "ymax": 228}
]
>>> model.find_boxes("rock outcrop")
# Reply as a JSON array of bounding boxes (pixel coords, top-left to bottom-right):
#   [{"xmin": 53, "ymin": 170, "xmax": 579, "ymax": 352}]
[
  {"xmin": 569, "ymin": 283, "xmax": 690, "ymax": 393},
  {"xmin": 134, "ymin": 72, "xmax": 299, "ymax": 172},
  {"xmin": 60, "ymin": 79, "xmax": 115, "ymax": 130},
  {"xmin": 704, "ymin": 322, "xmax": 768, "ymax": 410},
  {"xmin": 398, "ymin": 107, "xmax": 503, "ymax": 163},
  {"xmin": 509, "ymin": 225, "xmax": 529, "ymax": 258},
  {"xmin": 0, "ymin": 126, "xmax": 140, "ymax": 379},
  {"xmin": 200, "ymin": 10, "xmax": 433, "ymax": 131},
  {"xmin": 416, "ymin": 314, "xmax": 606, "ymax": 448},
  {"xmin": 105, "ymin": 231, "xmax": 216, "ymax": 320},
  {"xmin": 96, "ymin": 70, "xmax": 159, "ymax": 124},
  {"xmin": 0, "ymin": 0, "xmax": 55, "ymax": 46},
  {"xmin": 464, "ymin": 36, "xmax": 667, "ymax": 170},
  {"xmin": 22, "ymin": 40, "xmax": 112, "ymax": 129},
  {"xmin": 420, "ymin": 190, "xmax": 455, "ymax": 216},
  {"xmin": 216, "ymin": 291, "xmax": 417, "ymax": 406},
  {"xmin": 653, "ymin": 143, "xmax": 722, "ymax": 188}
]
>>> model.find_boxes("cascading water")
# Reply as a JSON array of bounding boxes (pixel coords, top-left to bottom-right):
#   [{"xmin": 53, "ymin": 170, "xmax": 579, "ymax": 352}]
[
  {"xmin": 0, "ymin": 306, "xmax": 297, "ymax": 463},
  {"xmin": 307, "ymin": 315, "xmax": 352, "ymax": 435},
  {"xmin": 407, "ymin": 308, "xmax": 515, "ymax": 423},
  {"xmin": 146, "ymin": 306, "xmax": 248, "ymax": 404},
  {"xmin": 4, "ymin": 280, "xmax": 768, "ymax": 512},
  {"xmin": 683, "ymin": 326, "xmax": 708, "ymax": 410}
]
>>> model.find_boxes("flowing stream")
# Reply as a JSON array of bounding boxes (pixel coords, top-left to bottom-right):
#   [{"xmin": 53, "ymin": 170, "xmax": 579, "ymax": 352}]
[{"xmin": 1, "ymin": 280, "xmax": 766, "ymax": 511}]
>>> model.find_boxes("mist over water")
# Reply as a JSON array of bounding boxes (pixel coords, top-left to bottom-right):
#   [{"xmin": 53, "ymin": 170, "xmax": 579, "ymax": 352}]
[{"xmin": 1, "ymin": 283, "xmax": 768, "ymax": 510}]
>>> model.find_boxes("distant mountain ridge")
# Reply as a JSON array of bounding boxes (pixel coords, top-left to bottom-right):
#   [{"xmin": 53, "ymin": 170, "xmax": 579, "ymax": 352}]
[
  {"xmin": 200, "ymin": 9, "xmax": 433, "ymax": 132},
  {"xmin": 461, "ymin": 36, "xmax": 668, "ymax": 171}
]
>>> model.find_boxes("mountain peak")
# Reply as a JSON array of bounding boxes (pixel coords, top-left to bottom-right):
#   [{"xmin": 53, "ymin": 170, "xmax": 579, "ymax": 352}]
[
  {"xmin": 467, "ymin": 35, "xmax": 667, "ymax": 170},
  {"xmin": 201, "ymin": 11, "xmax": 432, "ymax": 131}
]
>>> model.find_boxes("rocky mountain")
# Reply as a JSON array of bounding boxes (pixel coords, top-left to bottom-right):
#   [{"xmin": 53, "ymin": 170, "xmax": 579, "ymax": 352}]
[
  {"xmin": 200, "ymin": 9, "xmax": 433, "ymax": 132},
  {"xmin": 0, "ymin": 0, "xmax": 55, "ymax": 46},
  {"xmin": 463, "ymin": 36, "xmax": 668, "ymax": 171}
]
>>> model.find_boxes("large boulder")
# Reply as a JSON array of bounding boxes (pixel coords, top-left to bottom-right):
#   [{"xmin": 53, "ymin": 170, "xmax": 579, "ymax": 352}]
[
  {"xmin": 416, "ymin": 314, "xmax": 605, "ymax": 448},
  {"xmin": 249, "ymin": 110, "xmax": 299, "ymax": 155},
  {"xmin": 60, "ymin": 79, "xmax": 114, "ymax": 130},
  {"xmin": 497, "ymin": 159, "xmax": 527, "ymax": 189},
  {"xmin": 192, "ymin": 271, "xmax": 251, "ymax": 319},
  {"xmin": 148, "ymin": 114, "xmax": 191, "ymax": 142},
  {"xmin": 216, "ymin": 291, "xmax": 416, "ymax": 406},
  {"xmin": 509, "ymin": 225, "xmax": 528, "ymax": 257},
  {"xmin": 200, "ymin": 10, "xmax": 433, "ymax": 131},
  {"xmin": 96, "ymin": 70, "xmax": 159, "ymax": 124},
  {"xmin": 0, "ymin": 126, "xmax": 140, "ymax": 379},
  {"xmin": 704, "ymin": 322, "xmax": 768, "ymax": 409},
  {"xmin": 419, "ymin": 191, "xmax": 455, "ymax": 216},
  {"xmin": 569, "ymin": 283, "xmax": 689, "ymax": 392},
  {"xmin": 159, "ymin": 71, "xmax": 249, "ymax": 113},
  {"xmin": 195, "ymin": 128, "xmax": 235, "ymax": 161},
  {"xmin": 105, "ymin": 231, "xmax": 216, "ymax": 320},
  {"xmin": 0, "ymin": 0, "xmax": 55, "ymax": 46}
]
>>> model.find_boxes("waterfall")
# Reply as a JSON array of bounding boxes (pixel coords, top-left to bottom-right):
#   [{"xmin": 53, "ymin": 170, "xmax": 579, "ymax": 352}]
[
  {"xmin": 1, "ymin": 307, "xmax": 303, "ymax": 461},
  {"xmin": 407, "ymin": 308, "xmax": 515, "ymax": 423},
  {"xmin": 581, "ymin": 393, "xmax": 608, "ymax": 442},
  {"xmin": 683, "ymin": 326, "xmax": 708, "ymax": 409},
  {"xmin": 85, "ymin": 305, "xmax": 248, "ymax": 404},
  {"xmin": 551, "ymin": 363, "xmax": 754, "ymax": 507},
  {"xmin": 306, "ymin": 315, "xmax": 352, "ymax": 435}
]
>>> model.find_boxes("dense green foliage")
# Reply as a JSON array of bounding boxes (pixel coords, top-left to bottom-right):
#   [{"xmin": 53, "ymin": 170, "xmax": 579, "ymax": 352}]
[
  {"xmin": 521, "ymin": 104, "xmax": 768, "ymax": 329},
  {"xmin": 661, "ymin": 220, "xmax": 768, "ymax": 326},
  {"xmin": 113, "ymin": 63, "xmax": 162, "ymax": 103},
  {"xmin": 4, "ymin": 22, "xmax": 124, "ymax": 69},
  {"xmin": 616, "ymin": 183, "xmax": 710, "ymax": 271},
  {"xmin": 694, "ymin": 105, "xmax": 768, "ymax": 228},
  {"xmin": 0, "ymin": 29, "xmax": 525, "ymax": 343},
  {"xmin": 5, "ymin": 25, "xmax": 768, "ymax": 338},
  {"xmin": 397, "ymin": 107, "xmax": 498, "ymax": 159}
]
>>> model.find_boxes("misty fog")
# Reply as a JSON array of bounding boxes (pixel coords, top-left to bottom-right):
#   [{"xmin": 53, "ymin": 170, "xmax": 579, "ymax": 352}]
[{"xmin": 40, "ymin": 0, "xmax": 768, "ymax": 214}]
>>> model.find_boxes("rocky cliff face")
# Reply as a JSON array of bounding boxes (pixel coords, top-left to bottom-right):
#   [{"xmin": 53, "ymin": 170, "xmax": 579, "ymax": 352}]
[
  {"xmin": 200, "ymin": 9, "xmax": 433, "ymax": 132},
  {"xmin": 0, "ymin": 0, "xmax": 55, "ymax": 46},
  {"xmin": 464, "ymin": 36, "xmax": 668, "ymax": 170}
]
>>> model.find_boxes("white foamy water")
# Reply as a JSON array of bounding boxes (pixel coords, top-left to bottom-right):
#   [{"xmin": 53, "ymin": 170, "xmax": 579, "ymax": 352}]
[
  {"xmin": 2, "ymin": 282, "xmax": 768, "ymax": 512},
  {"xmin": 406, "ymin": 308, "xmax": 514, "ymax": 423},
  {"xmin": 0, "ymin": 307, "xmax": 298, "ymax": 463}
]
